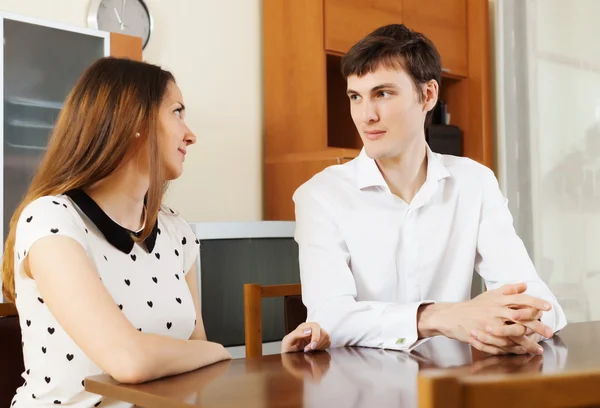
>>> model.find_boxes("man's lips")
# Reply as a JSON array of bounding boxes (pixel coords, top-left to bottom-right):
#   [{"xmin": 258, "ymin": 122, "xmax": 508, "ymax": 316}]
[{"xmin": 364, "ymin": 130, "xmax": 386, "ymax": 141}]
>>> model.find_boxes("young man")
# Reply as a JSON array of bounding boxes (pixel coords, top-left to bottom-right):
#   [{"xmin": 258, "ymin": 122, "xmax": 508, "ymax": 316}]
[{"xmin": 293, "ymin": 24, "xmax": 566, "ymax": 355}]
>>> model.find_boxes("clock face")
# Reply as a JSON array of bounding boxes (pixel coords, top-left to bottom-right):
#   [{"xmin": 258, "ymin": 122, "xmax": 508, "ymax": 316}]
[{"xmin": 90, "ymin": 0, "xmax": 152, "ymax": 48}]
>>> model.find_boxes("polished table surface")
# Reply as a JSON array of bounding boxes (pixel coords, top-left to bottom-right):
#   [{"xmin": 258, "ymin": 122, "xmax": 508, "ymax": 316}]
[{"xmin": 85, "ymin": 321, "xmax": 600, "ymax": 408}]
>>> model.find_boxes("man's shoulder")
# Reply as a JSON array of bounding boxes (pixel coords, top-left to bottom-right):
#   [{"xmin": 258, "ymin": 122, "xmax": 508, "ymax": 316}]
[
  {"xmin": 437, "ymin": 153, "xmax": 495, "ymax": 183},
  {"xmin": 293, "ymin": 159, "xmax": 356, "ymax": 203}
]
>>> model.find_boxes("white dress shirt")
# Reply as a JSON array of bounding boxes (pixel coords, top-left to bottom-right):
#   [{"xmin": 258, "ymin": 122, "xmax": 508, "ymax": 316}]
[{"xmin": 293, "ymin": 147, "xmax": 567, "ymax": 351}]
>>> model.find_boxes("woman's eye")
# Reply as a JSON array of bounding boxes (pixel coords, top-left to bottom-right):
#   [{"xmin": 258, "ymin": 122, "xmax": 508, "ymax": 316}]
[{"xmin": 174, "ymin": 108, "xmax": 183, "ymax": 118}]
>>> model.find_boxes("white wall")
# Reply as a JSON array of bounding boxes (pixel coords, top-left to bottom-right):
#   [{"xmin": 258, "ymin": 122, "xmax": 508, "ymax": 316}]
[{"xmin": 0, "ymin": 0, "xmax": 263, "ymax": 223}]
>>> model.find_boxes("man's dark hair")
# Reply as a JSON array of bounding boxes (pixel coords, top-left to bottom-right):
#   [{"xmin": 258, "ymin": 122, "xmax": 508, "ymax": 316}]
[{"xmin": 341, "ymin": 24, "xmax": 442, "ymax": 128}]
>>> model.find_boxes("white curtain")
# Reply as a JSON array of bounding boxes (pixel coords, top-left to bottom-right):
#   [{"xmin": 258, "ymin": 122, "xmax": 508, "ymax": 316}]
[{"xmin": 495, "ymin": 0, "xmax": 600, "ymax": 322}]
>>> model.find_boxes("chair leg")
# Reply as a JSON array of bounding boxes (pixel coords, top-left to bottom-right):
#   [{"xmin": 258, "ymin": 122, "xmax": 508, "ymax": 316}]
[{"xmin": 244, "ymin": 284, "xmax": 263, "ymax": 358}]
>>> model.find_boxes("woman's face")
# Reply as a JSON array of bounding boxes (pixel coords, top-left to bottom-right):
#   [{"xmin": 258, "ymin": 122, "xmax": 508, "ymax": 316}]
[{"xmin": 158, "ymin": 81, "xmax": 196, "ymax": 180}]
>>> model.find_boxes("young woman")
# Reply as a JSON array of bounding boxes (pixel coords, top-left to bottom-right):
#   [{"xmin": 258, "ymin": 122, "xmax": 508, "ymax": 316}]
[{"xmin": 2, "ymin": 57, "xmax": 330, "ymax": 408}]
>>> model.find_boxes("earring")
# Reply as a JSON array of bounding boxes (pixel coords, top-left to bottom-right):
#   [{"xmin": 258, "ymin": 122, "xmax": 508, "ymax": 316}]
[{"xmin": 135, "ymin": 132, "xmax": 141, "ymax": 138}]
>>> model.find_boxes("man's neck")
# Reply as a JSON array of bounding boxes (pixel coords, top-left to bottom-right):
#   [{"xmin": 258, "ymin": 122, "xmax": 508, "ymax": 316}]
[{"xmin": 375, "ymin": 139, "xmax": 428, "ymax": 204}]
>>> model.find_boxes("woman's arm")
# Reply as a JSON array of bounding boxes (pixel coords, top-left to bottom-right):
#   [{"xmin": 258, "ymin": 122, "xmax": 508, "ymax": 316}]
[
  {"xmin": 27, "ymin": 235, "xmax": 231, "ymax": 384},
  {"xmin": 185, "ymin": 264, "xmax": 208, "ymax": 341}
]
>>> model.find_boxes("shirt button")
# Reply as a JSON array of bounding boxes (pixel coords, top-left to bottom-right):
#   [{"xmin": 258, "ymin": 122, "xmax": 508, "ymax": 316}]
[{"xmin": 396, "ymin": 338, "xmax": 406, "ymax": 345}]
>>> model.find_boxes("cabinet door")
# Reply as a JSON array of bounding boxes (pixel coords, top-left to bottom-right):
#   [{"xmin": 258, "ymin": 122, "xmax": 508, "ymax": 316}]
[
  {"xmin": 265, "ymin": 157, "xmax": 342, "ymax": 220},
  {"xmin": 324, "ymin": 0, "xmax": 403, "ymax": 54},
  {"xmin": 2, "ymin": 19, "xmax": 105, "ymax": 242},
  {"xmin": 403, "ymin": 0, "xmax": 468, "ymax": 77},
  {"xmin": 264, "ymin": 0, "xmax": 328, "ymax": 157}
]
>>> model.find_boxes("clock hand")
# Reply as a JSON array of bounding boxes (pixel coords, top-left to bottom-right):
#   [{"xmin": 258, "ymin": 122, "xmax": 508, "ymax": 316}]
[
  {"xmin": 121, "ymin": 0, "xmax": 127, "ymax": 25},
  {"xmin": 113, "ymin": 7, "xmax": 123, "ymax": 24}
]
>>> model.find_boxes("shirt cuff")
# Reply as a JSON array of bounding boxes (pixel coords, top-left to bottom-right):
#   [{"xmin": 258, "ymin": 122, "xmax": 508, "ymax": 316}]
[{"xmin": 377, "ymin": 300, "xmax": 435, "ymax": 351}]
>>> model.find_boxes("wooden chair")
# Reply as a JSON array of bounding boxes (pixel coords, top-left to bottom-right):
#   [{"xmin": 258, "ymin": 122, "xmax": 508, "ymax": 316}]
[
  {"xmin": 0, "ymin": 302, "xmax": 24, "ymax": 408},
  {"xmin": 418, "ymin": 368, "xmax": 600, "ymax": 408},
  {"xmin": 243, "ymin": 283, "xmax": 306, "ymax": 358}
]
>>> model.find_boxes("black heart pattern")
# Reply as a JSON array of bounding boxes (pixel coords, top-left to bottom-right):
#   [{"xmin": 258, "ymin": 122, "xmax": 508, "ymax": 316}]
[
  {"xmin": 182, "ymin": 237, "xmax": 187, "ymax": 245},
  {"xmin": 104, "ymin": 255, "xmax": 107, "ymax": 261},
  {"xmin": 37, "ymin": 297, "xmax": 44, "ymax": 304},
  {"xmin": 54, "ymin": 400, "xmax": 61, "ymax": 404},
  {"xmin": 176, "ymin": 298, "xmax": 182, "ymax": 304},
  {"xmin": 175, "ymin": 274, "xmax": 180, "ymax": 280},
  {"xmin": 174, "ymin": 249, "xmax": 179, "ymax": 256},
  {"xmin": 62, "ymin": 204, "xmax": 67, "ymax": 208},
  {"xmin": 124, "ymin": 279, "xmax": 131, "ymax": 286},
  {"xmin": 118, "ymin": 304, "xmax": 123, "ymax": 310},
  {"xmin": 32, "ymin": 394, "xmax": 36, "ymax": 399},
  {"xmin": 26, "ymin": 216, "xmax": 33, "ymax": 223},
  {"xmin": 66, "ymin": 354, "xmax": 74, "ymax": 361},
  {"xmin": 85, "ymin": 228, "xmax": 88, "ymax": 234},
  {"xmin": 167, "ymin": 322, "xmax": 172, "ymax": 329},
  {"xmin": 195, "ymin": 238, "xmax": 199, "ymax": 244},
  {"xmin": 137, "ymin": 328, "xmax": 142, "ymax": 332},
  {"xmin": 45, "ymin": 376, "xmax": 51, "ymax": 383},
  {"xmin": 147, "ymin": 301, "xmax": 153, "ymax": 308},
  {"xmin": 152, "ymin": 277, "xmax": 158, "ymax": 284},
  {"xmin": 157, "ymin": 228, "xmax": 161, "ymax": 235},
  {"xmin": 52, "ymin": 201, "xmax": 60, "ymax": 205},
  {"xmin": 42, "ymin": 347, "xmax": 47, "ymax": 354},
  {"xmin": 95, "ymin": 401, "xmax": 102, "ymax": 407},
  {"xmin": 130, "ymin": 254, "xmax": 137, "ymax": 261},
  {"xmin": 155, "ymin": 253, "xmax": 161, "ymax": 260},
  {"xmin": 26, "ymin": 369, "xmax": 30, "ymax": 375},
  {"xmin": 50, "ymin": 228, "xmax": 59, "ymax": 234},
  {"xmin": 26, "ymin": 320, "xmax": 31, "ymax": 327},
  {"xmin": 47, "ymin": 327, "xmax": 55, "ymax": 335}
]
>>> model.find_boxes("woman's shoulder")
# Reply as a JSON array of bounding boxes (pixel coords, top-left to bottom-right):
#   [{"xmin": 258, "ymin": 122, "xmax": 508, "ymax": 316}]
[
  {"xmin": 158, "ymin": 205, "xmax": 197, "ymax": 240},
  {"xmin": 18, "ymin": 194, "xmax": 84, "ymax": 225},
  {"xmin": 15, "ymin": 194, "xmax": 88, "ymax": 249}
]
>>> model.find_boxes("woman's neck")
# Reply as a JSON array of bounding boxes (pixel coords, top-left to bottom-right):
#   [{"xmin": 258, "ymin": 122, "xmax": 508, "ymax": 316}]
[{"xmin": 84, "ymin": 166, "xmax": 149, "ymax": 231}]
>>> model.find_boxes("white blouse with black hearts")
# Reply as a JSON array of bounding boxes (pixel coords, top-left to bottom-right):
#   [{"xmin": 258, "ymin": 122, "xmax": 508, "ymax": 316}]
[{"xmin": 10, "ymin": 190, "xmax": 200, "ymax": 408}]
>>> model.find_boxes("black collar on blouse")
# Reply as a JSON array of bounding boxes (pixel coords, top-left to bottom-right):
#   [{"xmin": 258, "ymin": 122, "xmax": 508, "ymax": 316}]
[{"xmin": 64, "ymin": 189, "xmax": 158, "ymax": 254}]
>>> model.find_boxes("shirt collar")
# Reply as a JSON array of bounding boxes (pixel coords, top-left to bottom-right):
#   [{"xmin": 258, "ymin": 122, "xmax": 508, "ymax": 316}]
[
  {"xmin": 64, "ymin": 189, "xmax": 158, "ymax": 254},
  {"xmin": 355, "ymin": 144, "xmax": 451, "ymax": 191}
]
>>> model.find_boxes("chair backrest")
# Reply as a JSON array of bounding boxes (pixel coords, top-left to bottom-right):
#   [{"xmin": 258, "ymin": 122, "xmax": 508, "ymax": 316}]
[
  {"xmin": 243, "ymin": 283, "xmax": 305, "ymax": 358},
  {"xmin": 418, "ymin": 368, "xmax": 600, "ymax": 408},
  {"xmin": 0, "ymin": 303, "xmax": 24, "ymax": 408}
]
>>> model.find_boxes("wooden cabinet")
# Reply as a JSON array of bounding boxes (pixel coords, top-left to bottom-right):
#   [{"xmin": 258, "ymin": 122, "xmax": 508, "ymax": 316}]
[
  {"xmin": 110, "ymin": 32, "xmax": 143, "ymax": 61},
  {"xmin": 324, "ymin": 0, "xmax": 403, "ymax": 54},
  {"xmin": 403, "ymin": 0, "xmax": 468, "ymax": 77},
  {"xmin": 264, "ymin": 1, "xmax": 327, "ymax": 157},
  {"xmin": 263, "ymin": 0, "xmax": 492, "ymax": 221},
  {"xmin": 265, "ymin": 156, "xmax": 344, "ymax": 220}
]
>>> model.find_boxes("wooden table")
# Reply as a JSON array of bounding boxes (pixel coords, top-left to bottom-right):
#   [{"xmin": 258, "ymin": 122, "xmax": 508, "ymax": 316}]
[{"xmin": 85, "ymin": 321, "xmax": 600, "ymax": 408}]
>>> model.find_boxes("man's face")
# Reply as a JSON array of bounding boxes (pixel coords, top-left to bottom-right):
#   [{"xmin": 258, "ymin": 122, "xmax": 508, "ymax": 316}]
[{"xmin": 346, "ymin": 65, "xmax": 437, "ymax": 160}]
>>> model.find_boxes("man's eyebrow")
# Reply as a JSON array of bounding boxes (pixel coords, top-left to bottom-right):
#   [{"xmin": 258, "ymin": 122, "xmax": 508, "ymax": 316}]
[{"xmin": 347, "ymin": 83, "xmax": 399, "ymax": 95}]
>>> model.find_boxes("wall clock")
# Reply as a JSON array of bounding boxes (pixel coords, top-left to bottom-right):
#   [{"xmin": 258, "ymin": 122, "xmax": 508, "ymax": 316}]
[{"xmin": 88, "ymin": 0, "xmax": 152, "ymax": 49}]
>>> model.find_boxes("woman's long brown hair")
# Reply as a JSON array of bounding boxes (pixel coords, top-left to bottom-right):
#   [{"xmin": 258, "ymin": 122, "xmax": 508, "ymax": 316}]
[{"xmin": 1, "ymin": 57, "xmax": 174, "ymax": 302}]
